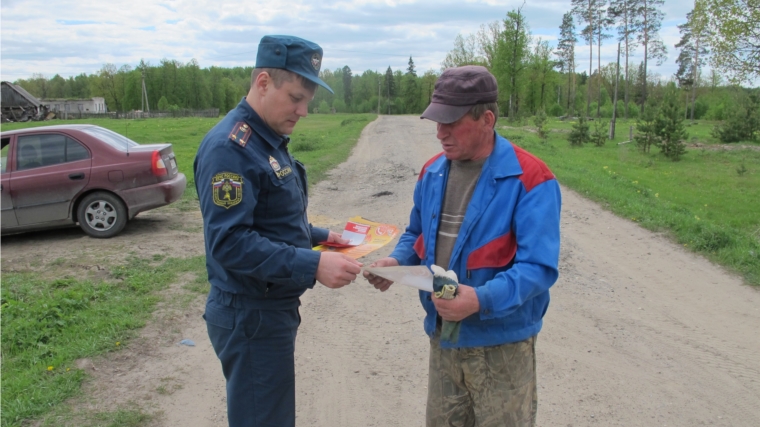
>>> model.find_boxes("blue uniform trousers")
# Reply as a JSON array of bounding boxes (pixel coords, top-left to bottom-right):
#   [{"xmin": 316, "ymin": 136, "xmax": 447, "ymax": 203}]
[{"xmin": 204, "ymin": 287, "xmax": 301, "ymax": 427}]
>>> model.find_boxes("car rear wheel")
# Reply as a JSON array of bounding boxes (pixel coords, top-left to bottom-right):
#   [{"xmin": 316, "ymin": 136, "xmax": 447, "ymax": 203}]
[{"xmin": 77, "ymin": 192, "xmax": 127, "ymax": 238}]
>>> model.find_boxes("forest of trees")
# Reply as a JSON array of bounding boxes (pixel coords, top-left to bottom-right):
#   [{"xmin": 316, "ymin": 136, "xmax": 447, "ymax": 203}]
[{"xmin": 12, "ymin": 0, "xmax": 758, "ymax": 126}]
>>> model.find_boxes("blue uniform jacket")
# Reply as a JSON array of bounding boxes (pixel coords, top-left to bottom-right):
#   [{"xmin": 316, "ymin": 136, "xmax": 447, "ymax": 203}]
[
  {"xmin": 389, "ymin": 132, "xmax": 561, "ymax": 348},
  {"xmin": 194, "ymin": 98, "xmax": 328, "ymax": 309}
]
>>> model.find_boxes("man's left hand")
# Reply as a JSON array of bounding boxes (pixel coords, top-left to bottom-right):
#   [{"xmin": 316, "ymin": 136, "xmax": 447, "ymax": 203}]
[
  {"xmin": 432, "ymin": 284, "xmax": 480, "ymax": 321},
  {"xmin": 327, "ymin": 230, "xmax": 349, "ymax": 244}
]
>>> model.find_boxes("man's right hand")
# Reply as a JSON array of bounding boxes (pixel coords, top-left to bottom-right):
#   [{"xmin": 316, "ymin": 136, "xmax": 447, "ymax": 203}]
[
  {"xmin": 316, "ymin": 252, "xmax": 363, "ymax": 289},
  {"xmin": 363, "ymin": 257, "xmax": 399, "ymax": 292}
]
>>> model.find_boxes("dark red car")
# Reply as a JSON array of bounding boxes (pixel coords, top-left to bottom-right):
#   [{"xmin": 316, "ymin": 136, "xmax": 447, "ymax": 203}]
[{"xmin": 1, "ymin": 124, "xmax": 186, "ymax": 238}]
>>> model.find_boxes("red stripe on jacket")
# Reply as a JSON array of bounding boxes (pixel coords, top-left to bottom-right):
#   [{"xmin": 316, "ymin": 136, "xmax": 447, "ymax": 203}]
[
  {"xmin": 418, "ymin": 152, "xmax": 445, "ymax": 181},
  {"xmin": 413, "ymin": 234, "xmax": 425, "ymax": 260},
  {"xmin": 513, "ymin": 144, "xmax": 555, "ymax": 192},
  {"xmin": 467, "ymin": 232, "xmax": 517, "ymax": 270}
]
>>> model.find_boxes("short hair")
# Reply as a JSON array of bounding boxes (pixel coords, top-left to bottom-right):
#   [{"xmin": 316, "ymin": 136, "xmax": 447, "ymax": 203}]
[
  {"xmin": 250, "ymin": 68, "xmax": 318, "ymax": 92},
  {"xmin": 468, "ymin": 102, "xmax": 499, "ymax": 127}
]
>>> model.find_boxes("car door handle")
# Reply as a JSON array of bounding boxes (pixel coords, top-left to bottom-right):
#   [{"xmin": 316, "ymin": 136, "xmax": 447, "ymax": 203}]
[{"xmin": 69, "ymin": 173, "xmax": 85, "ymax": 180}]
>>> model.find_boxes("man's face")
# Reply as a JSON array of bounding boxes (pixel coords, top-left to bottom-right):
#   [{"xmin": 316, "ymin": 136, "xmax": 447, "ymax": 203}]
[
  {"xmin": 259, "ymin": 75, "xmax": 315, "ymax": 136},
  {"xmin": 435, "ymin": 113, "xmax": 493, "ymax": 161}
]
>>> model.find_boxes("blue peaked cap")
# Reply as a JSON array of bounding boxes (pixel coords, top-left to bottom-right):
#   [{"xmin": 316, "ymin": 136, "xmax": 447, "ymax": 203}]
[{"xmin": 255, "ymin": 35, "xmax": 334, "ymax": 94}]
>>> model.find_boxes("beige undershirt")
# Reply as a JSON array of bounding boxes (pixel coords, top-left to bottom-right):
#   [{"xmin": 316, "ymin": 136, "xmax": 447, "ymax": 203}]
[{"xmin": 434, "ymin": 158, "xmax": 485, "ymax": 269}]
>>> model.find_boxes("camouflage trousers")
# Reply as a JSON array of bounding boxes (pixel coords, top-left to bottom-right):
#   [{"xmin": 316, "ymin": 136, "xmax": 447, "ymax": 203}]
[{"xmin": 426, "ymin": 333, "xmax": 537, "ymax": 427}]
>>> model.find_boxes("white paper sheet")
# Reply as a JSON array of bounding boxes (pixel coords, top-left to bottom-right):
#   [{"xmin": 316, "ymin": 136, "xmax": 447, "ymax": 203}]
[{"xmin": 363, "ymin": 265, "xmax": 434, "ymax": 292}]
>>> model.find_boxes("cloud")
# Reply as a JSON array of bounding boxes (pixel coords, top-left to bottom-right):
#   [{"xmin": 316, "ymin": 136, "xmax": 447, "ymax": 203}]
[{"xmin": 1, "ymin": 0, "xmax": 699, "ymax": 83}]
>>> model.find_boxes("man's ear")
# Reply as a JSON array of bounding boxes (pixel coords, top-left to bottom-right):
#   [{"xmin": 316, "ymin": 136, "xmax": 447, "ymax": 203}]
[
  {"xmin": 483, "ymin": 110, "xmax": 496, "ymax": 128},
  {"xmin": 254, "ymin": 71, "xmax": 271, "ymax": 94}
]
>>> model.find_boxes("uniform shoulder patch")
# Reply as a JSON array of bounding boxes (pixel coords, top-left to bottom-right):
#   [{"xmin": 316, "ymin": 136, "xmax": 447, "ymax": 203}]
[
  {"xmin": 212, "ymin": 172, "xmax": 243, "ymax": 208},
  {"xmin": 228, "ymin": 122, "xmax": 252, "ymax": 147}
]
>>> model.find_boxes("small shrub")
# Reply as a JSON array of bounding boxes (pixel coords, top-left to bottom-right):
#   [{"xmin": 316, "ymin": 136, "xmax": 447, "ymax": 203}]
[
  {"xmin": 590, "ymin": 119, "xmax": 608, "ymax": 147},
  {"xmin": 157, "ymin": 96, "xmax": 170, "ymax": 111},
  {"xmin": 634, "ymin": 103, "xmax": 658, "ymax": 153},
  {"xmin": 318, "ymin": 100, "xmax": 330, "ymax": 114},
  {"xmin": 711, "ymin": 94, "xmax": 759, "ymax": 143},
  {"xmin": 737, "ymin": 163, "xmax": 748, "ymax": 176},
  {"xmin": 568, "ymin": 116, "xmax": 590, "ymax": 146},
  {"xmin": 547, "ymin": 103, "xmax": 564, "ymax": 117},
  {"xmin": 533, "ymin": 109, "xmax": 548, "ymax": 139},
  {"xmin": 290, "ymin": 138, "xmax": 318, "ymax": 152},
  {"xmin": 656, "ymin": 86, "xmax": 688, "ymax": 161},
  {"xmin": 626, "ymin": 102, "xmax": 640, "ymax": 119}
]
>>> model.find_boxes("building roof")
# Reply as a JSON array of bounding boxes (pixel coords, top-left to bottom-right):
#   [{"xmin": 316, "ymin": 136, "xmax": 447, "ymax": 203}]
[{"xmin": 1, "ymin": 81, "xmax": 42, "ymax": 107}]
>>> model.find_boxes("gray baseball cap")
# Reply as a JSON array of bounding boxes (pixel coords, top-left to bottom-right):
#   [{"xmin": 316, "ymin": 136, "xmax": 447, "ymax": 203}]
[{"xmin": 421, "ymin": 66, "xmax": 498, "ymax": 123}]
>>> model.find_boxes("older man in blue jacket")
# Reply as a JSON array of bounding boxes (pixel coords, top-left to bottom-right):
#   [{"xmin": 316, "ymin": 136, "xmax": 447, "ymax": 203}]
[{"xmin": 365, "ymin": 66, "xmax": 561, "ymax": 427}]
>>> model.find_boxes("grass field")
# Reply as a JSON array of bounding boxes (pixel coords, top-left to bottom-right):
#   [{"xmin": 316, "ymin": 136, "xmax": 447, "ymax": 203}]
[
  {"xmin": 497, "ymin": 117, "xmax": 760, "ymax": 286},
  {"xmin": 1, "ymin": 114, "xmax": 757, "ymax": 426}
]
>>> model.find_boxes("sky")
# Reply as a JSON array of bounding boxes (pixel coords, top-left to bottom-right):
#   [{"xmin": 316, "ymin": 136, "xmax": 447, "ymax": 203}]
[{"xmin": 0, "ymin": 0, "xmax": 696, "ymax": 84}]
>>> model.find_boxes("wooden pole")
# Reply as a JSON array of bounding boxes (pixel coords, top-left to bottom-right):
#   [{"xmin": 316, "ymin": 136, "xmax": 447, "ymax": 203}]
[{"xmin": 609, "ymin": 42, "xmax": 621, "ymax": 140}]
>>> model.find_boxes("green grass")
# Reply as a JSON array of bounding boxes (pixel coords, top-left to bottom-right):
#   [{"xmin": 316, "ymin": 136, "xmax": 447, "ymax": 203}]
[
  {"xmin": 497, "ymin": 117, "xmax": 760, "ymax": 286},
  {"xmin": 0, "ymin": 256, "xmax": 207, "ymax": 427},
  {"xmin": 289, "ymin": 115, "xmax": 375, "ymax": 184}
]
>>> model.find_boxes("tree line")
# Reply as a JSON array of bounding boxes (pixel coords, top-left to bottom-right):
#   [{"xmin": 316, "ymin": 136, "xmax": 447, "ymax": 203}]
[{"xmin": 12, "ymin": 0, "xmax": 758, "ymax": 128}]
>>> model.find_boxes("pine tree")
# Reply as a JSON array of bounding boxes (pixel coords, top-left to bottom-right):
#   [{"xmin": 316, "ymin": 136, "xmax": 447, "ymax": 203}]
[
  {"xmin": 406, "ymin": 57, "xmax": 417, "ymax": 77},
  {"xmin": 556, "ymin": 13, "xmax": 578, "ymax": 116},
  {"xmin": 572, "ymin": 0, "xmax": 600, "ymax": 117},
  {"xmin": 633, "ymin": 0, "xmax": 667, "ymax": 112},
  {"xmin": 342, "ymin": 65, "xmax": 353, "ymax": 107},
  {"xmin": 534, "ymin": 109, "xmax": 548, "ymax": 138},
  {"xmin": 384, "ymin": 67, "xmax": 396, "ymax": 98},
  {"xmin": 594, "ymin": 1, "xmax": 614, "ymax": 118},
  {"xmin": 568, "ymin": 115, "xmax": 591, "ymax": 146},
  {"xmin": 634, "ymin": 101, "xmax": 658, "ymax": 152},
  {"xmin": 656, "ymin": 86, "xmax": 688, "ymax": 160},
  {"xmin": 609, "ymin": 0, "xmax": 638, "ymax": 119},
  {"xmin": 591, "ymin": 119, "xmax": 608, "ymax": 146},
  {"xmin": 674, "ymin": 1, "xmax": 709, "ymax": 122}
]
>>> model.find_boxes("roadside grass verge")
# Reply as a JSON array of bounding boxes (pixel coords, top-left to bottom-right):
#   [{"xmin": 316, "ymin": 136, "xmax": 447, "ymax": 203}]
[
  {"xmin": 497, "ymin": 118, "xmax": 760, "ymax": 286},
  {"xmin": 0, "ymin": 255, "xmax": 207, "ymax": 427}
]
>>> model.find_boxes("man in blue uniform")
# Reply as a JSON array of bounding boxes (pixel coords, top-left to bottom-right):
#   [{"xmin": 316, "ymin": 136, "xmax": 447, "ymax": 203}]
[
  {"xmin": 365, "ymin": 66, "xmax": 561, "ymax": 427},
  {"xmin": 194, "ymin": 35, "xmax": 362, "ymax": 427}
]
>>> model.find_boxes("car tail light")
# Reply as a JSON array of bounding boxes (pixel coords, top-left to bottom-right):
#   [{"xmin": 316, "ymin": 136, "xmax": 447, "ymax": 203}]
[{"xmin": 151, "ymin": 150, "xmax": 167, "ymax": 177}]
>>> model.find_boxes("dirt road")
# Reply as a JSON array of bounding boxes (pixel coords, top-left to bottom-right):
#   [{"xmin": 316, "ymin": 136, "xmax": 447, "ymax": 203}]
[{"xmin": 4, "ymin": 116, "xmax": 759, "ymax": 426}]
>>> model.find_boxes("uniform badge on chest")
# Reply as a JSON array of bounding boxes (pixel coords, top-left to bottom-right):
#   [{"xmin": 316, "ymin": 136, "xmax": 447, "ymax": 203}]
[
  {"xmin": 269, "ymin": 156, "xmax": 281, "ymax": 172},
  {"xmin": 269, "ymin": 156, "xmax": 293, "ymax": 179}
]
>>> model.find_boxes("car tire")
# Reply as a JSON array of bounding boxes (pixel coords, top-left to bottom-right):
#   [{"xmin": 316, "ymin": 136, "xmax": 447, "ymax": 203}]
[{"xmin": 76, "ymin": 192, "xmax": 127, "ymax": 238}]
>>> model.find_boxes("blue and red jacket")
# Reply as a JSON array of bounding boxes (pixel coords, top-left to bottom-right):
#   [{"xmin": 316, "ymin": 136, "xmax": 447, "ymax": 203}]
[{"xmin": 389, "ymin": 132, "xmax": 561, "ymax": 348}]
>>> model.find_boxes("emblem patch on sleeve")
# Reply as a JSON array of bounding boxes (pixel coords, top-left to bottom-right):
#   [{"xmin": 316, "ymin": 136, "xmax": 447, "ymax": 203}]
[{"xmin": 212, "ymin": 172, "xmax": 243, "ymax": 208}]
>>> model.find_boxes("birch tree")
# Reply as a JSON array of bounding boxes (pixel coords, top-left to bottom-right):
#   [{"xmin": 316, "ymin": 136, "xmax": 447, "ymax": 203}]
[{"xmin": 703, "ymin": 0, "xmax": 760, "ymax": 83}]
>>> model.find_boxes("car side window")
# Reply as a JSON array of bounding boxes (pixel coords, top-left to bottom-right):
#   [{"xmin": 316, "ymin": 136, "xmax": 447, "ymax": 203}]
[
  {"xmin": 39, "ymin": 134, "xmax": 66, "ymax": 167},
  {"xmin": 17, "ymin": 134, "xmax": 90, "ymax": 171},
  {"xmin": 16, "ymin": 135, "xmax": 43, "ymax": 171},
  {"xmin": 1, "ymin": 137, "xmax": 9, "ymax": 174},
  {"xmin": 66, "ymin": 138, "xmax": 90, "ymax": 162}
]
